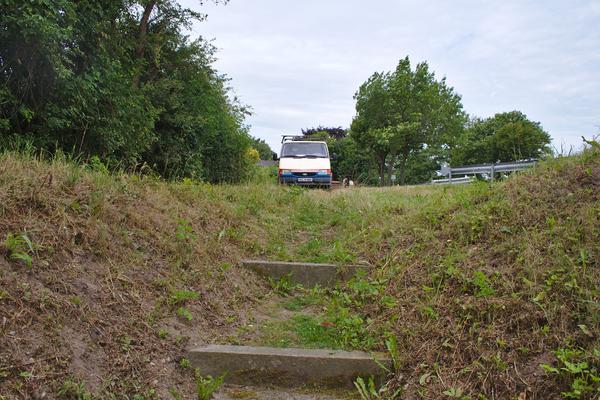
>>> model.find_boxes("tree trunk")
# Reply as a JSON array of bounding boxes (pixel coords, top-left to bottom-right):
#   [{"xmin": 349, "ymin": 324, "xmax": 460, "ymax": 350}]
[
  {"xmin": 378, "ymin": 153, "xmax": 386, "ymax": 186},
  {"xmin": 398, "ymin": 155, "xmax": 408, "ymax": 185},
  {"xmin": 387, "ymin": 153, "xmax": 396, "ymax": 186},
  {"xmin": 133, "ymin": 0, "xmax": 157, "ymax": 86}
]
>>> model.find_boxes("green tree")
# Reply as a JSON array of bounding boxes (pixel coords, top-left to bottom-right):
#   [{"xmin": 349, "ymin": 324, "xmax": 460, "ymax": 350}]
[
  {"xmin": 0, "ymin": 0, "xmax": 251, "ymax": 182},
  {"xmin": 351, "ymin": 57, "xmax": 465, "ymax": 185},
  {"xmin": 302, "ymin": 126, "xmax": 347, "ymax": 140},
  {"xmin": 451, "ymin": 111, "xmax": 552, "ymax": 165},
  {"xmin": 330, "ymin": 136, "xmax": 379, "ymax": 184},
  {"xmin": 349, "ymin": 72, "xmax": 391, "ymax": 184},
  {"xmin": 402, "ymin": 147, "xmax": 442, "ymax": 184},
  {"xmin": 251, "ymin": 137, "xmax": 274, "ymax": 160}
]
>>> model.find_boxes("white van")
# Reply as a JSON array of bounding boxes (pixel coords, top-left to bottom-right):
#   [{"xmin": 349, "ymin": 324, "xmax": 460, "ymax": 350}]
[{"xmin": 273, "ymin": 136, "xmax": 332, "ymax": 188}]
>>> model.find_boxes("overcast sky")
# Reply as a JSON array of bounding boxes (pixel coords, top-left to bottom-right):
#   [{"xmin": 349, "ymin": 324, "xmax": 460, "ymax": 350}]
[{"xmin": 181, "ymin": 0, "xmax": 600, "ymax": 153}]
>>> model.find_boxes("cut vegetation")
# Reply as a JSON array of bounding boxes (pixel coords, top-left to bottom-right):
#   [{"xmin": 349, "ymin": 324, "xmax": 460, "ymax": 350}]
[{"xmin": 0, "ymin": 143, "xmax": 599, "ymax": 399}]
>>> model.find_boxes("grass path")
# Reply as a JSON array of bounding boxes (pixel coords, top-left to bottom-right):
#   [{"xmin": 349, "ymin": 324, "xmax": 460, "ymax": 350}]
[{"xmin": 215, "ymin": 282, "xmax": 359, "ymax": 399}]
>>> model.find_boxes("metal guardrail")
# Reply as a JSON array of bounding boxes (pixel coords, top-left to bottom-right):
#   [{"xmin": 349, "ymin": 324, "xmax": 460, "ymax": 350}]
[
  {"xmin": 433, "ymin": 160, "xmax": 538, "ymax": 184},
  {"xmin": 431, "ymin": 176, "xmax": 474, "ymax": 185}
]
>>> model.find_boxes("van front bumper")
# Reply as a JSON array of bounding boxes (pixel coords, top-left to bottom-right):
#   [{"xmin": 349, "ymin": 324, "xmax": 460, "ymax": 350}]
[{"xmin": 279, "ymin": 173, "xmax": 332, "ymax": 186}]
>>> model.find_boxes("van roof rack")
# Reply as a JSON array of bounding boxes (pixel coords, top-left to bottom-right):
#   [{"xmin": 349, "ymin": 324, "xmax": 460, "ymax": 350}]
[
  {"xmin": 281, "ymin": 135, "xmax": 329, "ymax": 143},
  {"xmin": 281, "ymin": 135, "xmax": 304, "ymax": 143}
]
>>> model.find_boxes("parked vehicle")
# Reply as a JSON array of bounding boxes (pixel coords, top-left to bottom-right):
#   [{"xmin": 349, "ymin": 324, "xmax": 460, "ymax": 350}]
[{"xmin": 273, "ymin": 136, "xmax": 332, "ymax": 188}]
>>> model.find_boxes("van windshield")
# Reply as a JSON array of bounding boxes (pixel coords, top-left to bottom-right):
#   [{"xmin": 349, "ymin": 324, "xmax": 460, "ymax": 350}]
[{"xmin": 281, "ymin": 142, "xmax": 329, "ymax": 158}]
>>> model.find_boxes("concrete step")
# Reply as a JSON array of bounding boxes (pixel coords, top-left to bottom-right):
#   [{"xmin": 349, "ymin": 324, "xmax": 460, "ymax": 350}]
[
  {"xmin": 187, "ymin": 345, "xmax": 389, "ymax": 387},
  {"xmin": 241, "ymin": 259, "xmax": 367, "ymax": 287},
  {"xmin": 216, "ymin": 384, "xmax": 352, "ymax": 399}
]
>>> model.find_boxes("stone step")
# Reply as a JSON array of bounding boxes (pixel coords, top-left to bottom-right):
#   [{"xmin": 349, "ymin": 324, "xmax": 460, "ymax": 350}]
[
  {"xmin": 241, "ymin": 259, "xmax": 367, "ymax": 287},
  {"xmin": 187, "ymin": 345, "xmax": 390, "ymax": 387}
]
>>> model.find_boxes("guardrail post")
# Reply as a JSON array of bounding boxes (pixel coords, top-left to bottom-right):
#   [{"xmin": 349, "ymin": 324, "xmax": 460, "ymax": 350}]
[{"xmin": 490, "ymin": 163, "xmax": 495, "ymax": 183}]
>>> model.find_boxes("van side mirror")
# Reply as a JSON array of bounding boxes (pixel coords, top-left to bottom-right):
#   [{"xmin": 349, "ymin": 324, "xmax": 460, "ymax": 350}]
[{"xmin": 272, "ymin": 152, "xmax": 279, "ymax": 161}]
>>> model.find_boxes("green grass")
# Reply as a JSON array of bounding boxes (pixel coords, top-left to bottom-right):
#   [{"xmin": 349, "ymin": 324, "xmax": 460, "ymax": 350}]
[
  {"xmin": 252, "ymin": 282, "xmax": 381, "ymax": 351},
  {"xmin": 1, "ymin": 144, "xmax": 599, "ymax": 399},
  {"xmin": 257, "ymin": 314, "xmax": 339, "ymax": 349},
  {"xmin": 282, "ymin": 288, "xmax": 325, "ymax": 311},
  {"xmin": 2, "ymin": 232, "xmax": 36, "ymax": 268}
]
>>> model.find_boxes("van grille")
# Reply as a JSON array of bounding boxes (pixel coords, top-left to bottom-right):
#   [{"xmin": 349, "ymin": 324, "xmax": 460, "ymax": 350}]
[{"xmin": 292, "ymin": 172, "xmax": 317, "ymax": 177}]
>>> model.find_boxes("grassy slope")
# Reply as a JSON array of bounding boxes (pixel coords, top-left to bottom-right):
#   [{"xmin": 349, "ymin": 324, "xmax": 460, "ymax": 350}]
[
  {"xmin": 0, "ymin": 148, "xmax": 598, "ymax": 399},
  {"xmin": 0, "ymin": 153, "xmax": 273, "ymax": 399}
]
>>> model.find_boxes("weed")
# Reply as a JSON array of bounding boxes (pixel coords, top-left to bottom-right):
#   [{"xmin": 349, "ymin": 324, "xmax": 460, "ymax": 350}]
[
  {"xmin": 354, "ymin": 377, "xmax": 381, "ymax": 400},
  {"xmin": 385, "ymin": 336, "xmax": 401, "ymax": 372},
  {"xmin": 58, "ymin": 379, "xmax": 93, "ymax": 399},
  {"xmin": 470, "ymin": 271, "xmax": 495, "ymax": 297},
  {"xmin": 421, "ymin": 305, "xmax": 438, "ymax": 320},
  {"xmin": 267, "ymin": 273, "xmax": 296, "ymax": 296},
  {"xmin": 354, "ymin": 376, "xmax": 401, "ymax": 399},
  {"xmin": 69, "ymin": 296, "xmax": 82, "ymax": 306},
  {"xmin": 120, "ymin": 335, "xmax": 133, "ymax": 352},
  {"xmin": 174, "ymin": 219, "xmax": 197, "ymax": 266},
  {"xmin": 176, "ymin": 219, "xmax": 196, "ymax": 242},
  {"xmin": 19, "ymin": 371, "xmax": 33, "ymax": 379},
  {"xmin": 169, "ymin": 388, "xmax": 183, "ymax": 400},
  {"xmin": 168, "ymin": 289, "xmax": 200, "ymax": 307},
  {"xmin": 219, "ymin": 262, "xmax": 233, "ymax": 271},
  {"xmin": 3, "ymin": 232, "xmax": 36, "ymax": 268},
  {"xmin": 179, "ymin": 357, "xmax": 192, "ymax": 369},
  {"xmin": 353, "ymin": 336, "xmax": 404, "ymax": 399},
  {"xmin": 157, "ymin": 329, "xmax": 169, "ymax": 339},
  {"xmin": 87, "ymin": 156, "xmax": 109, "ymax": 174},
  {"xmin": 194, "ymin": 369, "xmax": 225, "ymax": 400},
  {"xmin": 291, "ymin": 315, "xmax": 335, "ymax": 348},
  {"xmin": 177, "ymin": 307, "xmax": 193, "ymax": 321},
  {"xmin": 326, "ymin": 277, "xmax": 383, "ymax": 350},
  {"xmin": 490, "ymin": 353, "xmax": 508, "ymax": 372},
  {"xmin": 326, "ymin": 307, "xmax": 377, "ymax": 350},
  {"xmin": 540, "ymin": 347, "xmax": 600, "ymax": 399},
  {"xmin": 442, "ymin": 387, "xmax": 468, "ymax": 399}
]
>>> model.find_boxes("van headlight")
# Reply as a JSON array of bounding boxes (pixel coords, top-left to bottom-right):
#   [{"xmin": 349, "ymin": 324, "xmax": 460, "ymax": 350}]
[
  {"xmin": 279, "ymin": 169, "xmax": 292, "ymax": 175},
  {"xmin": 318, "ymin": 169, "xmax": 331, "ymax": 174}
]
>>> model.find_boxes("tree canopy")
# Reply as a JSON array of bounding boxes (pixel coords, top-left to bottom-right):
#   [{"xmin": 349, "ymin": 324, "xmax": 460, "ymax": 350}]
[
  {"xmin": 0, "ymin": 0, "xmax": 253, "ymax": 182},
  {"xmin": 451, "ymin": 111, "xmax": 552, "ymax": 166},
  {"xmin": 302, "ymin": 126, "xmax": 347, "ymax": 140},
  {"xmin": 350, "ymin": 57, "xmax": 466, "ymax": 185}
]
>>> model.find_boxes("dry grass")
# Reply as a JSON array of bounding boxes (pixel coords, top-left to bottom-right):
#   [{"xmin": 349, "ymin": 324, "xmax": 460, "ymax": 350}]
[
  {"xmin": 351, "ymin": 152, "xmax": 600, "ymax": 399},
  {"xmin": 0, "ymin": 147, "xmax": 598, "ymax": 399},
  {"xmin": 0, "ymin": 153, "xmax": 269, "ymax": 398}
]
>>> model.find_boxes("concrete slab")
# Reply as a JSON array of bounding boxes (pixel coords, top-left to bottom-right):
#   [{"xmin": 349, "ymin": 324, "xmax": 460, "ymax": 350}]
[
  {"xmin": 241, "ymin": 260, "xmax": 367, "ymax": 287},
  {"xmin": 216, "ymin": 384, "xmax": 354, "ymax": 399},
  {"xmin": 187, "ymin": 345, "xmax": 390, "ymax": 387}
]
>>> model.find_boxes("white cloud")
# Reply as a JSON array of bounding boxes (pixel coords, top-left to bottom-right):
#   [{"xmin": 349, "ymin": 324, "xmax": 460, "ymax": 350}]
[{"xmin": 182, "ymin": 0, "xmax": 600, "ymax": 152}]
